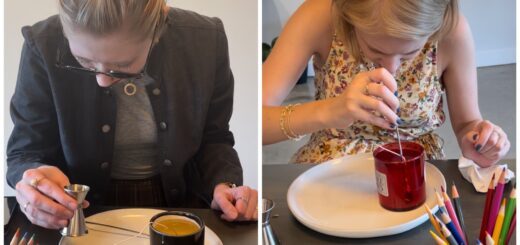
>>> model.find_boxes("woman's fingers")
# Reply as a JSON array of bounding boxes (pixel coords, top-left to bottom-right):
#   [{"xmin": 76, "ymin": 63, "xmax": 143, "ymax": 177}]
[
  {"xmin": 22, "ymin": 170, "xmax": 77, "ymax": 210},
  {"xmin": 243, "ymin": 189, "xmax": 258, "ymax": 221},
  {"xmin": 360, "ymin": 96, "xmax": 399, "ymax": 126},
  {"xmin": 365, "ymin": 82, "xmax": 400, "ymax": 111},
  {"xmin": 481, "ymin": 127, "xmax": 508, "ymax": 155},
  {"xmin": 465, "ymin": 120, "xmax": 510, "ymax": 167},
  {"xmin": 16, "ymin": 182, "xmax": 73, "ymax": 220},
  {"xmin": 212, "ymin": 190, "xmax": 238, "ymax": 221},
  {"xmin": 366, "ymin": 68, "xmax": 398, "ymax": 93},
  {"xmin": 231, "ymin": 186, "xmax": 258, "ymax": 221},
  {"xmin": 479, "ymin": 131, "xmax": 499, "ymax": 154},
  {"xmin": 232, "ymin": 187, "xmax": 249, "ymax": 219},
  {"xmin": 354, "ymin": 107, "xmax": 395, "ymax": 130},
  {"xmin": 15, "ymin": 167, "xmax": 78, "ymax": 229},
  {"xmin": 473, "ymin": 121, "xmax": 494, "ymax": 152},
  {"xmin": 464, "ymin": 130, "xmax": 479, "ymax": 144},
  {"xmin": 15, "ymin": 194, "xmax": 68, "ymax": 229}
]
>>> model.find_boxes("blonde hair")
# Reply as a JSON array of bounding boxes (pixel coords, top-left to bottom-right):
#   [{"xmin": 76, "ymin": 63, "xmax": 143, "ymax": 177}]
[
  {"xmin": 58, "ymin": 0, "xmax": 167, "ymax": 41},
  {"xmin": 333, "ymin": 0, "xmax": 459, "ymax": 61}
]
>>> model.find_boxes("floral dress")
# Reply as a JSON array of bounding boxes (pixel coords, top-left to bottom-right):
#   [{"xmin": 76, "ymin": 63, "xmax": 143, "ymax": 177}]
[{"xmin": 291, "ymin": 37, "xmax": 446, "ymax": 163}]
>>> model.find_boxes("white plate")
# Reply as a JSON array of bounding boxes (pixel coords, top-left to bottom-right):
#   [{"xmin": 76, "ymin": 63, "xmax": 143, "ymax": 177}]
[
  {"xmin": 59, "ymin": 208, "xmax": 222, "ymax": 245},
  {"xmin": 287, "ymin": 153, "xmax": 446, "ymax": 238}
]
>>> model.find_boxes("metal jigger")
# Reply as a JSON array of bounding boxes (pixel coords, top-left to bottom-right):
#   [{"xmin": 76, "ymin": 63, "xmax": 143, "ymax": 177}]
[
  {"xmin": 262, "ymin": 198, "xmax": 280, "ymax": 245},
  {"xmin": 60, "ymin": 184, "xmax": 90, "ymax": 237}
]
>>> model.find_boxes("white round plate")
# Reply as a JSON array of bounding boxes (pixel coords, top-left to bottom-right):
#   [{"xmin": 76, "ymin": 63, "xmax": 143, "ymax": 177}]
[
  {"xmin": 59, "ymin": 208, "xmax": 222, "ymax": 245},
  {"xmin": 287, "ymin": 153, "xmax": 446, "ymax": 238}
]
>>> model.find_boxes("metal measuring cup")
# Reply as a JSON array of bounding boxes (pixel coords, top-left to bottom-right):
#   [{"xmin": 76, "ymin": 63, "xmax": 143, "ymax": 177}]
[
  {"xmin": 60, "ymin": 184, "xmax": 90, "ymax": 237},
  {"xmin": 262, "ymin": 198, "xmax": 280, "ymax": 245}
]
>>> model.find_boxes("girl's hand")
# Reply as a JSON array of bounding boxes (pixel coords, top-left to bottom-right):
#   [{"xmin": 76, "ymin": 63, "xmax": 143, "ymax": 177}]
[
  {"xmin": 460, "ymin": 120, "xmax": 510, "ymax": 167},
  {"xmin": 323, "ymin": 68, "xmax": 400, "ymax": 129}
]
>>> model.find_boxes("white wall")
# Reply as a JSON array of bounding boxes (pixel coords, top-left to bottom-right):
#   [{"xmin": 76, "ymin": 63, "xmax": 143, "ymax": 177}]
[
  {"xmin": 459, "ymin": 0, "xmax": 516, "ymax": 66},
  {"xmin": 262, "ymin": 0, "xmax": 516, "ymax": 73},
  {"xmin": 3, "ymin": 0, "xmax": 258, "ymax": 196}
]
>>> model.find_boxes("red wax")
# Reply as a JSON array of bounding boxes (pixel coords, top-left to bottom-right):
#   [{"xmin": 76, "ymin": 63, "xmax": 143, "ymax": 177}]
[{"xmin": 373, "ymin": 142, "xmax": 426, "ymax": 211}]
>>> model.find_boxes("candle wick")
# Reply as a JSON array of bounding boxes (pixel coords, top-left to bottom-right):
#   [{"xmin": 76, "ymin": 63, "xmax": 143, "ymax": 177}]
[{"xmin": 375, "ymin": 144, "xmax": 405, "ymax": 161}]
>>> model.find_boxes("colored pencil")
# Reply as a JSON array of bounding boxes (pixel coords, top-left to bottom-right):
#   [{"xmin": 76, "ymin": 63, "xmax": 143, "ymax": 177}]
[
  {"xmin": 440, "ymin": 211, "xmax": 465, "ymax": 245},
  {"xmin": 9, "ymin": 227, "xmax": 20, "ymax": 245},
  {"xmin": 435, "ymin": 188, "xmax": 448, "ymax": 214},
  {"xmin": 429, "ymin": 230, "xmax": 447, "ymax": 245},
  {"xmin": 442, "ymin": 185, "xmax": 466, "ymax": 244},
  {"xmin": 26, "ymin": 234, "xmax": 35, "ymax": 245},
  {"xmin": 425, "ymin": 204, "xmax": 446, "ymax": 242},
  {"xmin": 17, "ymin": 232, "xmax": 28, "ymax": 245},
  {"xmin": 451, "ymin": 183, "xmax": 468, "ymax": 243},
  {"xmin": 476, "ymin": 239, "xmax": 483, "ymax": 245},
  {"xmin": 480, "ymin": 173, "xmax": 496, "ymax": 242},
  {"xmin": 439, "ymin": 221, "xmax": 458, "ymax": 245},
  {"xmin": 487, "ymin": 168, "xmax": 506, "ymax": 235},
  {"xmin": 486, "ymin": 231, "xmax": 494, "ymax": 245},
  {"xmin": 499, "ymin": 187, "xmax": 516, "ymax": 245},
  {"xmin": 491, "ymin": 198, "xmax": 506, "ymax": 244},
  {"xmin": 505, "ymin": 212, "xmax": 515, "ymax": 245}
]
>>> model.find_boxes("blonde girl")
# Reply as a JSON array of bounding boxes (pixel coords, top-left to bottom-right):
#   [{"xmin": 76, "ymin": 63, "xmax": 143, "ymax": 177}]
[{"xmin": 263, "ymin": 0, "xmax": 509, "ymax": 166}]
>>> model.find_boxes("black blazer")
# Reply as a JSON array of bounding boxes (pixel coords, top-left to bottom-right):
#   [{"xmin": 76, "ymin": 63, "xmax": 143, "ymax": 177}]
[{"xmin": 6, "ymin": 7, "xmax": 243, "ymax": 207}]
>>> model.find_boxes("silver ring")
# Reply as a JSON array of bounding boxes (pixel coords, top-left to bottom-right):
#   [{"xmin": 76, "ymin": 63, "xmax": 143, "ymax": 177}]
[{"xmin": 23, "ymin": 202, "xmax": 30, "ymax": 212}]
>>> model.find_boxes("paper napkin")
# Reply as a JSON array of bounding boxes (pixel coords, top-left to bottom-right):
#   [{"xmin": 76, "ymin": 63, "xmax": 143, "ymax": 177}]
[{"xmin": 458, "ymin": 156, "xmax": 515, "ymax": 193}]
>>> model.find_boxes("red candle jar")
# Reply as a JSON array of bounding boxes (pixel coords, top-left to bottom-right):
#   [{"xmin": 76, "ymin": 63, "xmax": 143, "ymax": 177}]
[{"xmin": 373, "ymin": 142, "xmax": 426, "ymax": 211}]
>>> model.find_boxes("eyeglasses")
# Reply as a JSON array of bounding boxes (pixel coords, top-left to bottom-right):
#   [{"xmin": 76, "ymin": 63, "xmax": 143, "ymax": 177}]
[{"xmin": 55, "ymin": 24, "xmax": 158, "ymax": 79}]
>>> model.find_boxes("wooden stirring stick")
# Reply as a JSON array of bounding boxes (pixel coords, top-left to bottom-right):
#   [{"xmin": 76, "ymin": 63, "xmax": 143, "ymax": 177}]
[{"xmin": 395, "ymin": 127, "xmax": 404, "ymax": 159}]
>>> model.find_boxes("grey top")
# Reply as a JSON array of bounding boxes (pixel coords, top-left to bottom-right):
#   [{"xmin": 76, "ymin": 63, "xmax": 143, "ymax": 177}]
[{"xmin": 111, "ymin": 76, "xmax": 159, "ymax": 180}]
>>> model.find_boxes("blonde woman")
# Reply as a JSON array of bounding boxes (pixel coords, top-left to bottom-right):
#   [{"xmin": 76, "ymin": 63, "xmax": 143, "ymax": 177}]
[
  {"xmin": 263, "ymin": 0, "xmax": 510, "ymax": 166},
  {"xmin": 7, "ymin": 0, "xmax": 257, "ymax": 229}
]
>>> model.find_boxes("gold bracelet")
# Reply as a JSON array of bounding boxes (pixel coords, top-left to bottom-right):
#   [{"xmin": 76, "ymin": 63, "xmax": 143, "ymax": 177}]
[
  {"xmin": 280, "ymin": 104, "xmax": 304, "ymax": 141},
  {"xmin": 287, "ymin": 103, "xmax": 303, "ymax": 140},
  {"xmin": 279, "ymin": 105, "xmax": 292, "ymax": 139}
]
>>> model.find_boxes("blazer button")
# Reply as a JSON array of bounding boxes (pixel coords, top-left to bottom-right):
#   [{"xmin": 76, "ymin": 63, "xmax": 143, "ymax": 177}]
[
  {"xmin": 104, "ymin": 89, "xmax": 111, "ymax": 96},
  {"xmin": 100, "ymin": 161, "xmax": 110, "ymax": 169},
  {"xmin": 163, "ymin": 159, "xmax": 172, "ymax": 166},
  {"xmin": 101, "ymin": 124, "xmax": 111, "ymax": 133},
  {"xmin": 152, "ymin": 88, "xmax": 161, "ymax": 95},
  {"xmin": 159, "ymin": 122, "xmax": 168, "ymax": 130}
]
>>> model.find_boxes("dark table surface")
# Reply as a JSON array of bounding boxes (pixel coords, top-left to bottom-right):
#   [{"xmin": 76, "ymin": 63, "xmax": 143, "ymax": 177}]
[
  {"xmin": 4, "ymin": 197, "xmax": 257, "ymax": 245},
  {"xmin": 263, "ymin": 159, "xmax": 516, "ymax": 244}
]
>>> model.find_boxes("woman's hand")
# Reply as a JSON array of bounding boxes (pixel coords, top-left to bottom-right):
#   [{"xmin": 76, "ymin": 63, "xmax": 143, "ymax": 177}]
[
  {"xmin": 460, "ymin": 120, "xmax": 510, "ymax": 167},
  {"xmin": 211, "ymin": 184, "xmax": 258, "ymax": 222},
  {"xmin": 15, "ymin": 166, "xmax": 88, "ymax": 229},
  {"xmin": 323, "ymin": 68, "xmax": 400, "ymax": 129}
]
